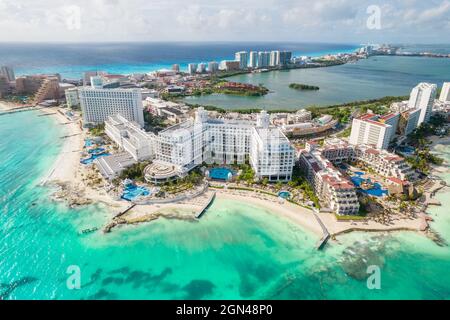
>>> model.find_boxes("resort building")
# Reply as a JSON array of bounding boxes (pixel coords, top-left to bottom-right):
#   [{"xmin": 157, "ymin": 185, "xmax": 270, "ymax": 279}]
[
  {"xmin": 0, "ymin": 76, "xmax": 10, "ymax": 98},
  {"xmin": 349, "ymin": 113, "xmax": 398, "ymax": 150},
  {"xmin": 257, "ymin": 52, "xmax": 270, "ymax": 68},
  {"xmin": 219, "ymin": 60, "xmax": 240, "ymax": 72},
  {"xmin": 299, "ymin": 146, "xmax": 360, "ymax": 216},
  {"xmin": 354, "ymin": 145, "xmax": 416, "ymax": 181},
  {"xmin": 269, "ymin": 51, "xmax": 280, "ymax": 67},
  {"xmin": 103, "ymin": 108, "xmax": 295, "ymax": 183},
  {"xmin": 235, "ymin": 51, "xmax": 249, "ymax": 70},
  {"xmin": 65, "ymin": 87, "xmax": 80, "ymax": 109},
  {"xmin": 250, "ymin": 126, "xmax": 296, "ymax": 181},
  {"xmin": 207, "ymin": 61, "xmax": 219, "ymax": 73},
  {"xmin": 248, "ymin": 51, "xmax": 258, "ymax": 68},
  {"xmin": 0, "ymin": 66, "xmax": 15, "ymax": 82},
  {"xmin": 197, "ymin": 63, "xmax": 207, "ymax": 73},
  {"xmin": 279, "ymin": 51, "xmax": 293, "ymax": 66},
  {"xmin": 440, "ymin": 82, "xmax": 450, "ymax": 103},
  {"xmin": 105, "ymin": 115, "xmax": 155, "ymax": 161},
  {"xmin": 95, "ymin": 152, "xmax": 137, "ymax": 181},
  {"xmin": 79, "ymin": 86, "xmax": 144, "ymax": 127},
  {"xmin": 188, "ymin": 63, "xmax": 198, "ymax": 75},
  {"xmin": 408, "ymin": 82, "xmax": 437, "ymax": 126},
  {"xmin": 299, "ymin": 138, "xmax": 416, "ymax": 215},
  {"xmin": 398, "ymin": 108, "xmax": 421, "ymax": 136}
]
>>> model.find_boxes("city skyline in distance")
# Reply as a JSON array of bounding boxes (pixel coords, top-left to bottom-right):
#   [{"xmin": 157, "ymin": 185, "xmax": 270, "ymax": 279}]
[{"xmin": 0, "ymin": 0, "xmax": 449, "ymax": 43}]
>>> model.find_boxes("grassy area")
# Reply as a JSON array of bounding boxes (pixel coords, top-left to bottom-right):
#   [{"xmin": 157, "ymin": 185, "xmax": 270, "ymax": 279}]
[
  {"xmin": 88, "ymin": 124, "xmax": 105, "ymax": 137},
  {"xmin": 119, "ymin": 161, "xmax": 150, "ymax": 182}
]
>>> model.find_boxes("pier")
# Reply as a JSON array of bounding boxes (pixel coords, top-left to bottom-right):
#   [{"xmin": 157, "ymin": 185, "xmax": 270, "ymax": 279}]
[
  {"xmin": 195, "ymin": 191, "xmax": 216, "ymax": 219},
  {"xmin": 313, "ymin": 211, "xmax": 330, "ymax": 250},
  {"xmin": 103, "ymin": 204, "xmax": 137, "ymax": 233}
]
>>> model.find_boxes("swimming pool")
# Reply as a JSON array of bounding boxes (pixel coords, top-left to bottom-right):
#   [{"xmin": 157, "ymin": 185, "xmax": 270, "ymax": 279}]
[
  {"xmin": 80, "ymin": 152, "xmax": 110, "ymax": 165},
  {"xmin": 88, "ymin": 147, "xmax": 105, "ymax": 154},
  {"xmin": 84, "ymin": 139, "xmax": 94, "ymax": 147},
  {"xmin": 278, "ymin": 191, "xmax": 291, "ymax": 199},
  {"xmin": 121, "ymin": 185, "xmax": 151, "ymax": 201},
  {"xmin": 350, "ymin": 176, "xmax": 388, "ymax": 197},
  {"xmin": 208, "ymin": 167, "xmax": 234, "ymax": 181}
]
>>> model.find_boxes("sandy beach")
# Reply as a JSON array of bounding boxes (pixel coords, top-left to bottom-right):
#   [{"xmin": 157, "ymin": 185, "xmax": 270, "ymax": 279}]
[
  {"xmin": 0, "ymin": 100, "xmax": 26, "ymax": 111},
  {"xmin": 215, "ymin": 191, "xmax": 324, "ymax": 236},
  {"xmin": 40, "ymin": 107, "xmax": 84, "ymax": 185}
]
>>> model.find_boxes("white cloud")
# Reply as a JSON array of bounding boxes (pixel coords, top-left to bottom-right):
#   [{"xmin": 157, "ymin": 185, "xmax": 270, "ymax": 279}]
[{"xmin": 0, "ymin": 0, "xmax": 448, "ymax": 42}]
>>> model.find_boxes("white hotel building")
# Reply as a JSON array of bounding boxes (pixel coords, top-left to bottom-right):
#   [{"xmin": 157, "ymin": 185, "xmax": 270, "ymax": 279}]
[
  {"xmin": 349, "ymin": 113, "xmax": 399, "ymax": 150},
  {"xmin": 408, "ymin": 82, "xmax": 437, "ymax": 126},
  {"xmin": 104, "ymin": 114, "xmax": 155, "ymax": 161},
  {"xmin": 79, "ymin": 84, "xmax": 145, "ymax": 127},
  {"xmin": 103, "ymin": 108, "xmax": 296, "ymax": 183},
  {"xmin": 439, "ymin": 82, "xmax": 450, "ymax": 103}
]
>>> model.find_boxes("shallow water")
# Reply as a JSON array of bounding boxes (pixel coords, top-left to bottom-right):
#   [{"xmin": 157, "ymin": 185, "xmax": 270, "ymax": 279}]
[{"xmin": 0, "ymin": 112, "xmax": 449, "ymax": 299}]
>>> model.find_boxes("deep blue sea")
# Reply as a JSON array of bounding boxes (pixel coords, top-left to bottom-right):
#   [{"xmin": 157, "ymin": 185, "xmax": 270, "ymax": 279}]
[{"xmin": 0, "ymin": 42, "xmax": 359, "ymax": 79}]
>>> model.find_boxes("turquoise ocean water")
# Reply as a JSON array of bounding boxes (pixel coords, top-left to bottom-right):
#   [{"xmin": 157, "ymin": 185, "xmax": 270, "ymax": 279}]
[{"xmin": 1, "ymin": 111, "xmax": 449, "ymax": 300}]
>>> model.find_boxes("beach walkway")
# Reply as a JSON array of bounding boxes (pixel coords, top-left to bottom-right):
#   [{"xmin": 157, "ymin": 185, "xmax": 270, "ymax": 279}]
[
  {"xmin": 313, "ymin": 211, "xmax": 331, "ymax": 250},
  {"xmin": 195, "ymin": 191, "xmax": 216, "ymax": 219}
]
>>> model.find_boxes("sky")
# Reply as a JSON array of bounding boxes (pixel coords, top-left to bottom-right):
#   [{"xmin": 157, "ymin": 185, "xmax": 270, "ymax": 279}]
[{"xmin": 0, "ymin": 0, "xmax": 449, "ymax": 43}]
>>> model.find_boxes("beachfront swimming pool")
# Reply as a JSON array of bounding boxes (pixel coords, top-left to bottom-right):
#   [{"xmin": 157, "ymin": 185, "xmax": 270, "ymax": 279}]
[
  {"xmin": 80, "ymin": 152, "xmax": 110, "ymax": 165},
  {"xmin": 278, "ymin": 191, "xmax": 291, "ymax": 199},
  {"xmin": 84, "ymin": 139, "xmax": 94, "ymax": 147},
  {"xmin": 208, "ymin": 167, "xmax": 234, "ymax": 181},
  {"xmin": 121, "ymin": 184, "xmax": 151, "ymax": 201},
  {"xmin": 88, "ymin": 147, "xmax": 105, "ymax": 154},
  {"xmin": 350, "ymin": 176, "xmax": 388, "ymax": 197}
]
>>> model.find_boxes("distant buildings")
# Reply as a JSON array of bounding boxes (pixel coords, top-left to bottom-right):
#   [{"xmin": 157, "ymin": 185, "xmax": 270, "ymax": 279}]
[
  {"xmin": 269, "ymin": 51, "xmax": 280, "ymax": 67},
  {"xmin": 219, "ymin": 60, "xmax": 240, "ymax": 72},
  {"xmin": 0, "ymin": 66, "xmax": 15, "ymax": 82},
  {"xmin": 208, "ymin": 61, "xmax": 219, "ymax": 73},
  {"xmin": 349, "ymin": 112, "xmax": 399, "ymax": 150},
  {"xmin": 197, "ymin": 63, "xmax": 207, "ymax": 74},
  {"xmin": 248, "ymin": 51, "xmax": 258, "ymax": 68},
  {"xmin": 83, "ymin": 71, "xmax": 106, "ymax": 86},
  {"xmin": 235, "ymin": 51, "xmax": 249, "ymax": 70},
  {"xmin": 279, "ymin": 51, "xmax": 293, "ymax": 66},
  {"xmin": 188, "ymin": 63, "xmax": 198, "ymax": 75},
  {"xmin": 408, "ymin": 82, "xmax": 437, "ymax": 126},
  {"xmin": 79, "ymin": 83, "xmax": 144, "ymax": 127},
  {"xmin": 440, "ymin": 82, "xmax": 450, "ymax": 102},
  {"xmin": 0, "ymin": 76, "xmax": 10, "ymax": 98},
  {"xmin": 257, "ymin": 52, "xmax": 270, "ymax": 68},
  {"xmin": 172, "ymin": 64, "xmax": 180, "ymax": 73},
  {"xmin": 65, "ymin": 87, "xmax": 80, "ymax": 109}
]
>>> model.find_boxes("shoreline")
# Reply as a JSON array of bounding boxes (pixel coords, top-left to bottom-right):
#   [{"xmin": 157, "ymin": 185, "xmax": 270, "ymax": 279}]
[
  {"xmin": 29, "ymin": 104, "xmax": 450, "ymax": 244},
  {"xmin": 39, "ymin": 107, "xmax": 84, "ymax": 186}
]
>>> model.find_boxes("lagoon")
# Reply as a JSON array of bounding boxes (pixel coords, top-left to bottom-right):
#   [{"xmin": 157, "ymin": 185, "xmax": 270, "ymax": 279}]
[{"xmin": 183, "ymin": 55, "xmax": 450, "ymax": 110}]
